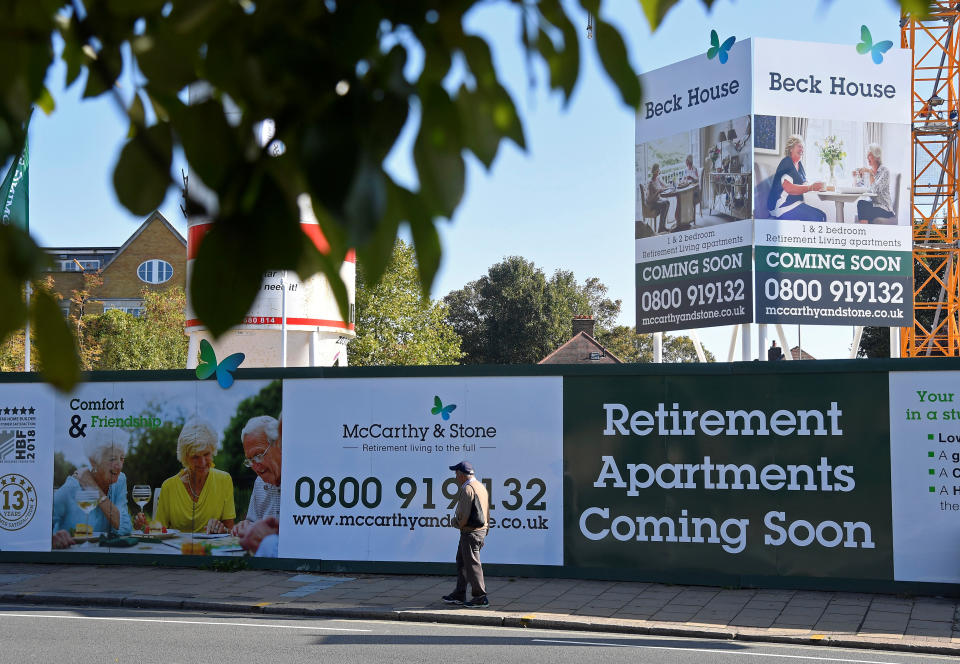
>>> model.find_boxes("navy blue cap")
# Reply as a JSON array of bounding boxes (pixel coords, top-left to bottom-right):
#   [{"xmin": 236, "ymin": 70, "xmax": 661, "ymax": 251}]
[{"xmin": 449, "ymin": 460, "xmax": 474, "ymax": 474}]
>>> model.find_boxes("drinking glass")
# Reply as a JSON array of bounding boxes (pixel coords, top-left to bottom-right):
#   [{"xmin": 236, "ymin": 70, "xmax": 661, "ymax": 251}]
[
  {"xmin": 132, "ymin": 485, "xmax": 151, "ymax": 523},
  {"xmin": 75, "ymin": 488, "xmax": 100, "ymax": 514}
]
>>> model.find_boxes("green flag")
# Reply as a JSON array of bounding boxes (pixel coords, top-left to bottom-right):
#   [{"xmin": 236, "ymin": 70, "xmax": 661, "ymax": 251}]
[{"xmin": 0, "ymin": 137, "xmax": 29, "ymax": 230}]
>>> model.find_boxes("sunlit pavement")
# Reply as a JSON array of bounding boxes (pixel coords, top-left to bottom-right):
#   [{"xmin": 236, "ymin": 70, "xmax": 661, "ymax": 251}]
[{"xmin": 0, "ymin": 563, "xmax": 957, "ymax": 655}]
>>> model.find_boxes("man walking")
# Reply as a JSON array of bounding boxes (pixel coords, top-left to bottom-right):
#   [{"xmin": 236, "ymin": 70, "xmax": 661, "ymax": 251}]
[{"xmin": 443, "ymin": 460, "xmax": 490, "ymax": 608}]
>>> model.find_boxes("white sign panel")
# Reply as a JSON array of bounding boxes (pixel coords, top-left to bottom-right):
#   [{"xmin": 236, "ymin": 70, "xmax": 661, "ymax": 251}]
[
  {"xmin": 753, "ymin": 38, "xmax": 910, "ymax": 122},
  {"xmin": 889, "ymin": 371, "xmax": 960, "ymax": 582},
  {"xmin": 280, "ymin": 377, "xmax": 564, "ymax": 564},
  {"xmin": 0, "ymin": 384, "xmax": 55, "ymax": 552},
  {"xmin": 636, "ymin": 39, "xmax": 751, "ymax": 145}
]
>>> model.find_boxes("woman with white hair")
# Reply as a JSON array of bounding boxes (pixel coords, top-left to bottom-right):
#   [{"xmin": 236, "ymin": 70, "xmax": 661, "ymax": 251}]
[
  {"xmin": 854, "ymin": 143, "xmax": 894, "ymax": 223},
  {"xmin": 51, "ymin": 429, "xmax": 133, "ymax": 548},
  {"xmin": 766, "ymin": 134, "xmax": 827, "ymax": 221},
  {"xmin": 155, "ymin": 417, "xmax": 236, "ymax": 534}
]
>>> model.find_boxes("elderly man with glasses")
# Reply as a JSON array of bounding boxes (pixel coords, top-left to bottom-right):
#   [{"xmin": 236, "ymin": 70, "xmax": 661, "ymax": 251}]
[{"xmin": 231, "ymin": 415, "xmax": 282, "ymax": 552}]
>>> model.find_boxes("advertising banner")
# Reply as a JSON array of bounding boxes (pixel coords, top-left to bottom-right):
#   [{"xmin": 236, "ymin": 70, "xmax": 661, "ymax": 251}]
[
  {"xmin": 889, "ymin": 371, "xmax": 960, "ymax": 582},
  {"xmin": 635, "ymin": 40, "xmax": 753, "ymax": 331},
  {"xmin": 50, "ymin": 379, "xmax": 281, "ymax": 556},
  {"xmin": 754, "ymin": 220, "xmax": 912, "ymax": 326},
  {"xmin": 6, "ymin": 365, "xmax": 960, "ymax": 589},
  {"xmin": 563, "ymin": 373, "xmax": 893, "ymax": 579},
  {"xmin": 636, "ymin": 220, "xmax": 753, "ymax": 332},
  {"xmin": 752, "ymin": 38, "xmax": 913, "ymax": 326},
  {"xmin": 0, "ymin": 384, "xmax": 55, "ymax": 552},
  {"xmin": 280, "ymin": 377, "xmax": 564, "ymax": 564}
]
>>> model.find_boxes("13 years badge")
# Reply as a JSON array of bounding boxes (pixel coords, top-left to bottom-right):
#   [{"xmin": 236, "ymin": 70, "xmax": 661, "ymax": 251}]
[{"xmin": 0, "ymin": 474, "xmax": 37, "ymax": 531}]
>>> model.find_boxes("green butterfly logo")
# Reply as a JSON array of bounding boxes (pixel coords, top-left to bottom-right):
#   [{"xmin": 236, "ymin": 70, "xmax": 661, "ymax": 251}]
[
  {"xmin": 707, "ymin": 30, "xmax": 735, "ymax": 64},
  {"xmin": 856, "ymin": 25, "xmax": 892, "ymax": 64},
  {"xmin": 431, "ymin": 396, "xmax": 457, "ymax": 421},
  {"xmin": 195, "ymin": 339, "xmax": 245, "ymax": 389}
]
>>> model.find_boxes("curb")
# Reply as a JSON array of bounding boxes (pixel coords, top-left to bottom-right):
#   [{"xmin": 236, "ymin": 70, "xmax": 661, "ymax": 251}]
[{"xmin": 0, "ymin": 594, "xmax": 957, "ymax": 656}]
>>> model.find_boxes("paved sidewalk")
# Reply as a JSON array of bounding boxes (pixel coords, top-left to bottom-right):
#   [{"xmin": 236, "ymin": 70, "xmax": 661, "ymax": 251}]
[{"xmin": 0, "ymin": 562, "xmax": 958, "ymax": 655}]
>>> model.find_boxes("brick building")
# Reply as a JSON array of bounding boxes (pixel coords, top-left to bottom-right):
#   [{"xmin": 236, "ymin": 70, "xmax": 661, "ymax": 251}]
[
  {"xmin": 45, "ymin": 211, "xmax": 186, "ymax": 316},
  {"xmin": 539, "ymin": 316, "xmax": 623, "ymax": 365}
]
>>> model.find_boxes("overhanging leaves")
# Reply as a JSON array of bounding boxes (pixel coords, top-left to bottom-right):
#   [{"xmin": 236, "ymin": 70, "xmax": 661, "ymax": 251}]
[
  {"xmin": 32, "ymin": 288, "xmax": 80, "ymax": 390},
  {"xmin": 113, "ymin": 123, "xmax": 173, "ymax": 215},
  {"xmin": 593, "ymin": 17, "xmax": 642, "ymax": 108}
]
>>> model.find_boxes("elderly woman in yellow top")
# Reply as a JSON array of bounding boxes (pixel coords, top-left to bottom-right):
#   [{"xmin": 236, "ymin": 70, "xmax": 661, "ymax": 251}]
[{"xmin": 156, "ymin": 417, "xmax": 236, "ymax": 533}]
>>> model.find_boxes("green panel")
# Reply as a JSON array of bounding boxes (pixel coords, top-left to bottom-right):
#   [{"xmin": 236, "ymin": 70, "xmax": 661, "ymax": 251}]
[
  {"xmin": 636, "ymin": 246, "xmax": 752, "ymax": 286},
  {"xmin": 563, "ymin": 373, "xmax": 893, "ymax": 580},
  {"xmin": 755, "ymin": 246, "xmax": 913, "ymax": 276}
]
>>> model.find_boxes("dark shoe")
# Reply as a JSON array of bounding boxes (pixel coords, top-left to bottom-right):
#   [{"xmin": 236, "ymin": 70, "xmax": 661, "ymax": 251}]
[
  {"xmin": 464, "ymin": 595, "xmax": 489, "ymax": 608},
  {"xmin": 442, "ymin": 593, "xmax": 465, "ymax": 605}
]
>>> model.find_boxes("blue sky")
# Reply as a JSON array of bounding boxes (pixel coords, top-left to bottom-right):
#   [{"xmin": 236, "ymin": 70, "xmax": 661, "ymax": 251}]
[{"xmin": 21, "ymin": 0, "xmax": 906, "ymax": 361}]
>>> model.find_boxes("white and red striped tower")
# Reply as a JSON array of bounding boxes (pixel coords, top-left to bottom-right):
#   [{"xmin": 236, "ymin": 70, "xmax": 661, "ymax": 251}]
[{"xmin": 184, "ymin": 122, "xmax": 356, "ymax": 368}]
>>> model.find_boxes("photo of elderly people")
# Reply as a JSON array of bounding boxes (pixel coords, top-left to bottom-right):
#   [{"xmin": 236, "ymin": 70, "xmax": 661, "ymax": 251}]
[
  {"xmin": 635, "ymin": 115, "xmax": 752, "ymax": 238},
  {"xmin": 52, "ymin": 379, "xmax": 281, "ymax": 556},
  {"xmin": 752, "ymin": 115, "xmax": 909, "ymax": 225}
]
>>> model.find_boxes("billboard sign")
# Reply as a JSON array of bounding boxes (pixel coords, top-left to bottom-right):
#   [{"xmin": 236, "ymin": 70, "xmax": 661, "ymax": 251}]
[
  {"xmin": 563, "ymin": 372, "xmax": 893, "ymax": 579},
  {"xmin": 752, "ymin": 38, "xmax": 913, "ymax": 326},
  {"xmin": 10, "ymin": 363, "xmax": 960, "ymax": 589},
  {"xmin": 280, "ymin": 377, "xmax": 564, "ymax": 564},
  {"xmin": 636, "ymin": 37, "xmax": 914, "ymax": 331},
  {"xmin": 635, "ymin": 40, "xmax": 754, "ymax": 331}
]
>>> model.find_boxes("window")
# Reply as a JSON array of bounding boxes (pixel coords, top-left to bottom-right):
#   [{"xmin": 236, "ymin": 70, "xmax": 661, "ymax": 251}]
[
  {"xmin": 103, "ymin": 299, "xmax": 144, "ymax": 317},
  {"xmin": 57, "ymin": 259, "xmax": 100, "ymax": 272},
  {"xmin": 137, "ymin": 259, "xmax": 173, "ymax": 284},
  {"xmin": 103, "ymin": 303, "xmax": 144, "ymax": 317}
]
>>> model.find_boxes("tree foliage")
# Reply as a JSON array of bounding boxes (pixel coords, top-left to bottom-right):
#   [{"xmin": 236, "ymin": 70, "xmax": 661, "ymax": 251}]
[
  {"xmin": 52, "ymin": 451, "xmax": 77, "ymax": 489},
  {"xmin": 351, "ymin": 240, "xmax": 462, "ymax": 366},
  {"xmin": 86, "ymin": 287, "xmax": 189, "ymax": 370},
  {"xmin": 69, "ymin": 271, "xmax": 104, "ymax": 370},
  {"xmin": 1, "ymin": 0, "xmax": 925, "ymax": 386},
  {"xmin": 0, "ymin": 276, "xmax": 75, "ymax": 376},
  {"xmin": 0, "ymin": 0, "xmax": 658, "ymax": 389},
  {"xmin": 121, "ymin": 409, "xmax": 186, "ymax": 517},
  {"xmin": 217, "ymin": 379, "xmax": 282, "ymax": 511},
  {"xmin": 598, "ymin": 324, "xmax": 714, "ymax": 363},
  {"xmin": 444, "ymin": 256, "xmax": 621, "ymax": 364}
]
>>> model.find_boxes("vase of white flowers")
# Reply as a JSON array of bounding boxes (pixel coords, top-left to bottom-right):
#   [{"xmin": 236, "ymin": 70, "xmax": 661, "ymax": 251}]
[{"xmin": 816, "ymin": 135, "xmax": 846, "ymax": 191}]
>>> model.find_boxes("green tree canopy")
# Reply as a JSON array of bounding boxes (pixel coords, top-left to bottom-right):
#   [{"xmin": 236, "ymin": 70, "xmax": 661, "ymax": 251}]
[
  {"xmin": 0, "ymin": 0, "xmax": 928, "ymax": 385},
  {"xmin": 217, "ymin": 379, "xmax": 282, "ymax": 500},
  {"xmin": 351, "ymin": 240, "xmax": 462, "ymax": 366},
  {"xmin": 598, "ymin": 324, "xmax": 714, "ymax": 363},
  {"xmin": 0, "ymin": 0, "xmax": 655, "ymax": 388},
  {"xmin": 87, "ymin": 287, "xmax": 189, "ymax": 370},
  {"xmin": 121, "ymin": 410, "xmax": 186, "ymax": 517},
  {"xmin": 444, "ymin": 256, "xmax": 621, "ymax": 364}
]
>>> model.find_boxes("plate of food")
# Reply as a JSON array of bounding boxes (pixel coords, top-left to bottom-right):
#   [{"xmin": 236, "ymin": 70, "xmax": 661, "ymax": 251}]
[
  {"xmin": 71, "ymin": 532, "xmax": 103, "ymax": 543},
  {"xmin": 180, "ymin": 536, "xmax": 242, "ymax": 556},
  {"xmin": 70, "ymin": 524, "xmax": 101, "ymax": 543},
  {"xmin": 132, "ymin": 525, "xmax": 179, "ymax": 540}
]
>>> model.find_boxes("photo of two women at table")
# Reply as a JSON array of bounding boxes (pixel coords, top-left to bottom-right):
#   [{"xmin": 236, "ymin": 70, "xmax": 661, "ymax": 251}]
[
  {"xmin": 635, "ymin": 114, "xmax": 753, "ymax": 239},
  {"xmin": 51, "ymin": 379, "xmax": 282, "ymax": 556},
  {"xmin": 752, "ymin": 114, "xmax": 909, "ymax": 225}
]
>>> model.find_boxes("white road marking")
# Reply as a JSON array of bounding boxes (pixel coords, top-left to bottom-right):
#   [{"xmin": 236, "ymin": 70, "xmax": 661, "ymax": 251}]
[
  {"xmin": 0, "ymin": 612, "xmax": 370, "ymax": 632},
  {"xmin": 532, "ymin": 639, "xmax": 909, "ymax": 663}
]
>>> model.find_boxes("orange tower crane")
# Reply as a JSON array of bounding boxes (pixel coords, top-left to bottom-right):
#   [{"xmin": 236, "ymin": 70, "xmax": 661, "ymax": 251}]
[{"xmin": 901, "ymin": 4, "xmax": 960, "ymax": 356}]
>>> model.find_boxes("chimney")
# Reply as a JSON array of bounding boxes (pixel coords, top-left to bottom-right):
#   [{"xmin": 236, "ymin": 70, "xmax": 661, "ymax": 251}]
[{"xmin": 572, "ymin": 315, "xmax": 595, "ymax": 338}]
